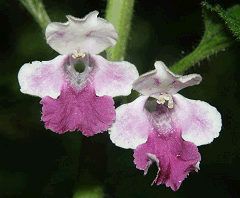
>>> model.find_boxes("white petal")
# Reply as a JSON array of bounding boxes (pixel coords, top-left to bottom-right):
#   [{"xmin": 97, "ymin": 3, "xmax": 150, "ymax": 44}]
[
  {"xmin": 91, "ymin": 55, "xmax": 139, "ymax": 97},
  {"xmin": 173, "ymin": 94, "xmax": 222, "ymax": 146},
  {"xmin": 133, "ymin": 61, "xmax": 202, "ymax": 96},
  {"xmin": 109, "ymin": 96, "xmax": 150, "ymax": 149},
  {"xmin": 18, "ymin": 55, "xmax": 67, "ymax": 99},
  {"xmin": 45, "ymin": 11, "xmax": 118, "ymax": 55}
]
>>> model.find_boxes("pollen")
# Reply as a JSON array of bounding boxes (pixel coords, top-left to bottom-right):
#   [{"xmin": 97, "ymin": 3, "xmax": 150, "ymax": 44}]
[
  {"xmin": 161, "ymin": 94, "xmax": 170, "ymax": 101},
  {"xmin": 156, "ymin": 98, "xmax": 165, "ymax": 104},
  {"xmin": 168, "ymin": 102, "xmax": 173, "ymax": 108},
  {"xmin": 72, "ymin": 49, "xmax": 85, "ymax": 59},
  {"xmin": 156, "ymin": 94, "xmax": 173, "ymax": 108}
]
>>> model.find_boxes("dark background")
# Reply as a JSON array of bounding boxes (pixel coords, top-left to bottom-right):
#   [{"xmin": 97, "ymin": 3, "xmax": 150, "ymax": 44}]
[{"xmin": 1, "ymin": 0, "xmax": 240, "ymax": 197}]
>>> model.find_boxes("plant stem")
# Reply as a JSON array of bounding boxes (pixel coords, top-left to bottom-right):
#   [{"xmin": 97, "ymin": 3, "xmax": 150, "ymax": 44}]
[
  {"xmin": 170, "ymin": 2, "xmax": 238, "ymax": 74},
  {"xmin": 169, "ymin": 36, "xmax": 235, "ymax": 74},
  {"xmin": 105, "ymin": 0, "xmax": 135, "ymax": 61},
  {"xmin": 19, "ymin": 0, "xmax": 51, "ymax": 32}
]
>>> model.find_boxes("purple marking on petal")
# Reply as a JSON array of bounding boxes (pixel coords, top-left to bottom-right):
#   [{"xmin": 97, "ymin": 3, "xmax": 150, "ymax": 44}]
[
  {"xmin": 86, "ymin": 31, "xmax": 93, "ymax": 37},
  {"xmin": 40, "ymin": 82, "xmax": 116, "ymax": 136},
  {"xmin": 154, "ymin": 78, "xmax": 160, "ymax": 85},
  {"xmin": 57, "ymin": 32, "xmax": 65, "ymax": 37},
  {"xmin": 133, "ymin": 126, "xmax": 201, "ymax": 191}
]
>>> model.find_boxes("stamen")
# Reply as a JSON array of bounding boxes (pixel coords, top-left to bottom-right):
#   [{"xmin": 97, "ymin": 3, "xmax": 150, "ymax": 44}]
[
  {"xmin": 156, "ymin": 98, "xmax": 165, "ymax": 104},
  {"xmin": 72, "ymin": 49, "xmax": 85, "ymax": 59},
  {"xmin": 168, "ymin": 102, "xmax": 173, "ymax": 108},
  {"xmin": 161, "ymin": 94, "xmax": 169, "ymax": 101},
  {"xmin": 156, "ymin": 94, "xmax": 173, "ymax": 108},
  {"xmin": 167, "ymin": 95, "xmax": 173, "ymax": 108}
]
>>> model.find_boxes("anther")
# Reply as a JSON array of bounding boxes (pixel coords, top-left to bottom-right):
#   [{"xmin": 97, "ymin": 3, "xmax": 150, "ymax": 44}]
[
  {"xmin": 156, "ymin": 94, "xmax": 173, "ymax": 108},
  {"xmin": 161, "ymin": 94, "xmax": 169, "ymax": 101},
  {"xmin": 168, "ymin": 102, "xmax": 173, "ymax": 108},
  {"xmin": 156, "ymin": 98, "xmax": 165, "ymax": 104},
  {"xmin": 72, "ymin": 49, "xmax": 85, "ymax": 59}
]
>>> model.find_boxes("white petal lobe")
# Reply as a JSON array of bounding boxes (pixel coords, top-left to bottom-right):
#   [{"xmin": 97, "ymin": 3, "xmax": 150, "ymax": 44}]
[
  {"xmin": 45, "ymin": 11, "xmax": 118, "ymax": 55},
  {"xmin": 173, "ymin": 94, "xmax": 222, "ymax": 146},
  {"xmin": 109, "ymin": 96, "xmax": 150, "ymax": 149}
]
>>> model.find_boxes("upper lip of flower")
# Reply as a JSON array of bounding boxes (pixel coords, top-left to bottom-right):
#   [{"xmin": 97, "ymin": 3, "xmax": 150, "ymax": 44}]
[
  {"xmin": 45, "ymin": 11, "xmax": 119, "ymax": 56},
  {"xmin": 132, "ymin": 61, "xmax": 202, "ymax": 99}
]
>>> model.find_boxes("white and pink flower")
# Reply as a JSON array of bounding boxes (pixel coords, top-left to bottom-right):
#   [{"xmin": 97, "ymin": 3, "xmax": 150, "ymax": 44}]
[
  {"xmin": 109, "ymin": 61, "xmax": 222, "ymax": 191},
  {"xmin": 18, "ymin": 11, "xmax": 139, "ymax": 136}
]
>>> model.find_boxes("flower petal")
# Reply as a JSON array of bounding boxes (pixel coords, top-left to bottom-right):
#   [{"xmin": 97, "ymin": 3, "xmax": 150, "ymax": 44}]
[
  {"xmin": 18, "ymin": 55, "xmax": 68, "ymax": 99},
  {"xmin": 173, "ymin": 94, "xmax": 222, "ymax": 146},
  {"xmin": 45, "ymin": 11, "xmax": 118, "ymax": 55},
  {"xmin": 134, "ymin": 128, "xmax": 201, "ymax": 191},
  {"xmin": 109, "ymin": 96, "xmax": 150, "ymax": 149},
  {"xmin": 91, "ymin": 55, "xmax": 139, "ymax": 97},
  {"xmin": 133, "ymin": 61, "xmax": 202, "ymax": 96},
  {"xmin": 40, "ymin": 82, "xmax": 116, "ymax": 136}
]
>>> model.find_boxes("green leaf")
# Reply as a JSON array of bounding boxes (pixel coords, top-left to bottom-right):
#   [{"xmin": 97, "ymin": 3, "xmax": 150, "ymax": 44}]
[
  {"xmin": 170, "ymin": 2, "xmax": 238, "ymax": 74},
  {"xmin": 203, "ymin": 2, "xmax": 240, "ymax": 40}
]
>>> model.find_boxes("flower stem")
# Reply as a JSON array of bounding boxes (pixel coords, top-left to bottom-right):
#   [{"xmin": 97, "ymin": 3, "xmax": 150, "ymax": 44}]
[
  {"xmin": 169, "ymin": 3, "xmax": 237, "ymax": 75},
  {"xmin": 19, "ymin": 0, "xmax": 51, "ymax": 32},
  {"xmin": 105, "ymin": 0, "xmax": 135, "ymax": 61},
  {"xmin": 169, "ymin": 36, "xmax": 235, "ymax": 74}
]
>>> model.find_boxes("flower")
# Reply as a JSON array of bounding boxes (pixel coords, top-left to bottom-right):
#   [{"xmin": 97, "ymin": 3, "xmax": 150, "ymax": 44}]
[
  {"xmin": 18, "ymin": 11, "xmax": 139, "ymax": 136},
  {"xmin": 109, "ymin": 61, "xmax": 222, "ymax": 191}
]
